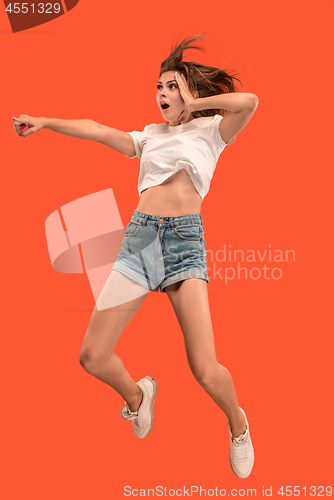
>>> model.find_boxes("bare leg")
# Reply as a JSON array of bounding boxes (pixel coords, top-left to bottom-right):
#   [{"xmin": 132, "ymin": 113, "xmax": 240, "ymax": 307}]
[
  {"xmin": 165, "ymin": 279, "xmax": 246, "ymax": 437},
  {"xmin": 80, "ymin": 271, "xmax": 149, "ymax": 411}
]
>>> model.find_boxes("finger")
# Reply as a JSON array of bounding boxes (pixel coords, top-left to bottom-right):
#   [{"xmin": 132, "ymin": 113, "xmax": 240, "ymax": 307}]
[
  {"xmin": 13, "ymin": 122, "xmax": 28, "ymax": 133},
  {"xmin": 180, "ymin": 74, "xmax": 188, "ymax": 86},
  {"xmin": 17, "ymin": 128, "xmax": 34, "ymax": 138},
  {"xmin": 175, "ymin": 72, "xmax": 183, "ymax": 83},
  {"xmin": 12, "ymin": 116, "xmax": 24, "ymax": 121},
  {"xmin": 12, "ymin": 114, "xmax": 28, "ymax": 123},
  {"xmin": 175, "ymin": 73, "xmax": 189, "ymax": 91},
  {"xmin": 12, "ymin": 117, "xmax": 21, "ymax": 129},
  {"xmin": 12, "ymin": 116, "xmax": 27, "ymax": 125}
]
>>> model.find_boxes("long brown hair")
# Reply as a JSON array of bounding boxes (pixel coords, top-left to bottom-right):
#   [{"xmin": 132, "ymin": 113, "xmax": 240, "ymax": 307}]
[{"xmin": 160, "ymin": 34, "xmax": 244, "ymax": 118}]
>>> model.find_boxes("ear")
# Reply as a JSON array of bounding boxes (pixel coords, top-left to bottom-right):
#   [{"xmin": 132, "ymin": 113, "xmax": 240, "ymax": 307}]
[{"xmin": 192, "ymin": 91, "xmax": 199, "ymax": 99}]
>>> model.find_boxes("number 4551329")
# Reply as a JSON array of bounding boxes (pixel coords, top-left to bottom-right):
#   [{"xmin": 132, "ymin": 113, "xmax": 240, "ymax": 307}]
[
  {"xmin": 6, "ymin": 3, "xmax": 61, "ymax": 14},
  {"xmin": 278, "ymin": 486, "xmax": 332, "ymax": 496}
]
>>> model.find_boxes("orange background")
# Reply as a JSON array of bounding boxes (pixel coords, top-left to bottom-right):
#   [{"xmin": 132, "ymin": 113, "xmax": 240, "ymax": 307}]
[{"xmin": 1, "ymin": 0, "xmax": 333, "ymax": 498}]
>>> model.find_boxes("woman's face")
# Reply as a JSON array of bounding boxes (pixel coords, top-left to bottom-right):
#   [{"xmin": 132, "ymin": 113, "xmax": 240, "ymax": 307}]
[{"xmin": 156, "ymin": 71, "xmax": 188, "ymax": 126}]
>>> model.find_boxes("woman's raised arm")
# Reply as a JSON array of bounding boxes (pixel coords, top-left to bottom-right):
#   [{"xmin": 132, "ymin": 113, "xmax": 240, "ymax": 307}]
[
  {"xmin": 11, "ymin": 115, "xmax": 136, "ymax": 157},
  {"xmin": 175, "ymin": 72, "xmax": 259, "ymax": 145}
]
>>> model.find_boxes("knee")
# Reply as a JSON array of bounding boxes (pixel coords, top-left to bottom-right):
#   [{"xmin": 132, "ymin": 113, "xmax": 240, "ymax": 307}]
[
  {"xmin": 191, "ymin": 361, "xmax": 220, "ymax": 390},
  {"xmin": 79, "ymin": 348, "xmax": 109, "ymax": 375},
  {"xmin": 79, "ymin": 349, "xmax": 96, "ymax": 374}
]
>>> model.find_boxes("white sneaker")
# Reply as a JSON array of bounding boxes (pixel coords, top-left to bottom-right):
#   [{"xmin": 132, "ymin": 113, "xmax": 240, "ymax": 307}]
[
  {"xmin": 227, "ymin": 407, "xmax": 254, "ymax": 479},
  {"xmin": 120, "ymin": 376, "xmax": 158, "ymax": 439}
]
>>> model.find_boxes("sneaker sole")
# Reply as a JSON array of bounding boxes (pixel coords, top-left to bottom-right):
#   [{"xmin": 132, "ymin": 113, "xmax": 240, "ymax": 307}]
[{"xmin": 137, "ymin": 376, "xmax": 159, "ymax": 439}]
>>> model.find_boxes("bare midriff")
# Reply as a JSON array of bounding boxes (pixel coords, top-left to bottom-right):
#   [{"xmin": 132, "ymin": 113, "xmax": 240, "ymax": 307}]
[{"xmin": 134, "ymin": 169, "xmax": 202, "ymax": 217}]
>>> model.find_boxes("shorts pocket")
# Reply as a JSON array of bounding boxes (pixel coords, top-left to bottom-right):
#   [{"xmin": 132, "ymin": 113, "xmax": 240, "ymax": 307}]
[
  {"xmin": 125, "ymin": 220, "xmax": 142, "ymax": 237},
  {"xmin": 173, "ymin": 224, "xmax": 202, "ymax": 241}
]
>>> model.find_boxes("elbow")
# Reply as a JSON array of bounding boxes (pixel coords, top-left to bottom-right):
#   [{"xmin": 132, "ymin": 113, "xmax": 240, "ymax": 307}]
[
  {"xmin": 94, "ymin": 122, "xmax": 106, "ymax": 143},
  {"xmin": 248, "ymin": 94, "xmax": 259, "ymax": 110}
]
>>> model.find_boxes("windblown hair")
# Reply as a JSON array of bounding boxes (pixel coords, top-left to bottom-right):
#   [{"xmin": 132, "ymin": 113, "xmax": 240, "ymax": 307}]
[{"xmin": 160, "ymin": 34, "xmax": 244, "ymax": 118}]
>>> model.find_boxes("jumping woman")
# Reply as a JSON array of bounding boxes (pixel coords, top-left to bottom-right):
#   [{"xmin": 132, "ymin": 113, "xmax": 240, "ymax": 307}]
[{"xmin": 12, "ymin": 34, "xmax": 259, "ymax": 479}]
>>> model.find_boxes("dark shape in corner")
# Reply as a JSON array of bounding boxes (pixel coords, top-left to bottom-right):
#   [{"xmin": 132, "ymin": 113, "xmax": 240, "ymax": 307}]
[{"xmin": 2, "ymin": 0, "xmax": 80, "ymax": 33}]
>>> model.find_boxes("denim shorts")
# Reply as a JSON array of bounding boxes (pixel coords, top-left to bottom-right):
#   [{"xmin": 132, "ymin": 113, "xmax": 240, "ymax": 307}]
[{"xmin": 112, "ymin": 210, "xmax": 209, "ymax": 293}]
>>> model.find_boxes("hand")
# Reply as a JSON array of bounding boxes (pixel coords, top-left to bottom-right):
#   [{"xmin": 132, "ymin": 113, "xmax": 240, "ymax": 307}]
[
  {"xmin": 174, "ymin": 72, "xmax": 197, "ymax": 122},
  {"xmin": 12, "ymin": 114, "xmax": 45, "ymax": 137}
]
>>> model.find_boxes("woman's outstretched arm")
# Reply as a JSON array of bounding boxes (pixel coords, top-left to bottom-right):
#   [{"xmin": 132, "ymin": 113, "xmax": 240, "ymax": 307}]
[{"xmin": 11, "ymin": 115, "xmax": 136, "ymax": 157}]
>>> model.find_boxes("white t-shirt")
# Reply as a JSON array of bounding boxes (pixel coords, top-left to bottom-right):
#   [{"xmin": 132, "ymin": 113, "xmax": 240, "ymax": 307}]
[{"xmin": 126, "ymin": 114, "xmax": 235, "ymax": 200}]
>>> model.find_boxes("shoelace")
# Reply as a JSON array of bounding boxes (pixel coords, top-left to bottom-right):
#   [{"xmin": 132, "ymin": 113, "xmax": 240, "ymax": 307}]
[
  {"xmin": 121, "ymin": 403, "xmax": 139, "ymax": 421},
  {"xmin": 231, "ymin": 432, "xmax": 249, "ymax": 460}
]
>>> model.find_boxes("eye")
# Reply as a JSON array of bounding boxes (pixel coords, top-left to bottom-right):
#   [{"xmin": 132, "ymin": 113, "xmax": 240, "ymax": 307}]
[
  {"xmin": 169, "ymin": 83, "xmax": 177, "ymax": 89},
  {"xmin": 157, "ymin": 84, "xmax": 162, "ymax": 90}
]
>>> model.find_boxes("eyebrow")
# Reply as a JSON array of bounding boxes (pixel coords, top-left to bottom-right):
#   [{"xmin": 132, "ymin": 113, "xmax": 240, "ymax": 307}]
[{"xmin": 157, "ymin": 79, "xmax": 177, "ymax": 85}]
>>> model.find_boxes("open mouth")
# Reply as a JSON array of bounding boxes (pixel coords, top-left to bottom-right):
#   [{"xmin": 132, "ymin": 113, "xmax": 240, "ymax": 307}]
[{"xmin": 161, "ymin": 102, "xmax": 170, "ymax": 111}]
